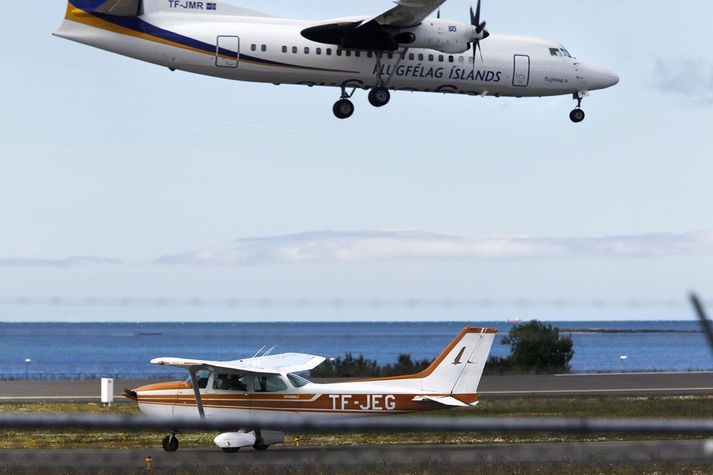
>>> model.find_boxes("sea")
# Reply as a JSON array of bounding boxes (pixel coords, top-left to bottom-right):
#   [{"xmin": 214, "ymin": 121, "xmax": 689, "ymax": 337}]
[{"xmin": 1, "ymin": 321, "xmax": 711, "ymax": 380}]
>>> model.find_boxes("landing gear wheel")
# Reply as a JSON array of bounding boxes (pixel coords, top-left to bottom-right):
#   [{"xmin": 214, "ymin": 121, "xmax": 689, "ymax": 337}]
[
  {"xmin": 368, "ymin": 87, "xmax": 390, "ymax": 107},
  {"xmin": 569, "ymin": 108, "xmax": 585, "ymax": 123},
  {"xmin": 333, "ymin": 99, "xmax": 355, "ymax": 119},
  {"xmin": 162, "ymin": 435, "xmax": 179, "ymax": 452},
  {"xmin": 221, "ymin": 447, "xmax": 240, "ymax": 453},
  {"xmin": 253, "ymin": 443, "xmax": 270, "ymax": 451}
]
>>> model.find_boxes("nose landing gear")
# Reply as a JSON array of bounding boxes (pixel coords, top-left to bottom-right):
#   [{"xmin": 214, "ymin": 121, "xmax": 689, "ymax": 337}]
[
  {"xmin": 570, "ymin": 92, "xmax": 587, "ymax": 123},
  {"xmin": 162, "ymin": 431, "xmax": 179, "ymax": 452}
]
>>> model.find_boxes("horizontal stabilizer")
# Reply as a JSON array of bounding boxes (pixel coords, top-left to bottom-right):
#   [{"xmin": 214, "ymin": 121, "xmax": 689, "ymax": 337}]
[{"xmin": 412, "ymin": 395, "xmax": 471, "ymax": 407}]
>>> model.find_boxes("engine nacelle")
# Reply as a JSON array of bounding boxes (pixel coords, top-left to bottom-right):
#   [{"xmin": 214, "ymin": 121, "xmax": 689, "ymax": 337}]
[
  {"xmin": 213, "ymin": 430, "xmax": 285, "ymax": 450},
  {"xmin": 396, "ymin": 19, "xmax": 474, "ymax": 54}
]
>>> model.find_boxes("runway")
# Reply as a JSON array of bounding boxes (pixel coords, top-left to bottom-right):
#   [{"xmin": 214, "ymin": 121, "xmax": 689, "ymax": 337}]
[
  {"xmin": 2, "ymin": 372, "xmax": 713, "ymax": 402},
  {"xmin": 1, "ymin": 440, "xmax": 712, "ymax": 470}
]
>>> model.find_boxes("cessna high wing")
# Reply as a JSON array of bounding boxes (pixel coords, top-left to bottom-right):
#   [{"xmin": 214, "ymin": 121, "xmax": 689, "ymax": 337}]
[
  {"xmin": 123, "ymin": 326, "xmax": 496, "ymax": 452},
  {"xmin": 56, "ymin": 0, "xmax": 619, "ymax": 122}
]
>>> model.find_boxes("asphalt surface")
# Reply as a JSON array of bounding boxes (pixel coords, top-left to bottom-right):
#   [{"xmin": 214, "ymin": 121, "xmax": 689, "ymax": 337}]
[
  {"xmin": 1, "ymin": 372, "xmax": 713, "ymax": 402},
  {"xmin": 1, "ymin": 440, "xmax": 712, "ymax": 469}
]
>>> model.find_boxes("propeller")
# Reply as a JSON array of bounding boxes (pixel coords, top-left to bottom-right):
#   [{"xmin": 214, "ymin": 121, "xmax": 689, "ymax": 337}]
[{"xmin": 469, "ymin": 0, "xmax": 489, "ymax": 66}]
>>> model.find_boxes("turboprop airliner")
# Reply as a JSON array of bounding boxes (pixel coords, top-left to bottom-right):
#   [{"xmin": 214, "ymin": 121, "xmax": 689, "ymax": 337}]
[
  {"xmin": 56, "ymin": 0, "xmax": 618, "ymax": 122},
  {"xmin": 123, "ymin": 326, "xmax": 496, "ymax": 452}
]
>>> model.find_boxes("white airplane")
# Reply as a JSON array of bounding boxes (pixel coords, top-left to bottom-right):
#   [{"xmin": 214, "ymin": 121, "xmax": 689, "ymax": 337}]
[
  {"xmin": 55, "ymin": 0, "xmax": 618, "ymax": 122},
  {"xmin": 123, "ymin": 326, "xmax": 496, "ymax": 452}
]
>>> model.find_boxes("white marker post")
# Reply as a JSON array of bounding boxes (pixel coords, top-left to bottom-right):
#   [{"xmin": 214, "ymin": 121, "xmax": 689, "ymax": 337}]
[
  {"xmin": 619, "ymin": 355, "xmax": 628, "ymax": 373},
  {"xmin": 101, "ymin": 378, "xmax": 114, "ymax": 406}
]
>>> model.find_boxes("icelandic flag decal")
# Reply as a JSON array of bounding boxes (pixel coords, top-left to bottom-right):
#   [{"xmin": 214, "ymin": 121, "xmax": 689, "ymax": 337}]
[{"xmin": 207, "ymin": 3, "xmax": 217, "ymax": 10}]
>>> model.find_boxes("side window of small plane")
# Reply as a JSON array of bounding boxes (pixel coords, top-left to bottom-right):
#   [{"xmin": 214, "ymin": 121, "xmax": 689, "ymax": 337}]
[
  {"xmin": 282, "ymin": 46, "xmax": 287, "ymax": 53},
  {"xmin": 213, "ymin": 373, "xmax": 249, "ymax": 392},
  {"xmin": 252, "ymin": 375, "xmax": 289, "ymax": 393},
  {"xmin": 261, "ymin": 44, "xmax": 267, "ymax": 52},
  {"xmin": 287, "ymin": 373, "xmax": 311, "ymax": 388},
  {"xmin": 326, "ymin": 48, "xmax": 332, "ymax": 55},
  {"xmin": 292, "ymin": 46, "xmax": 298, "ymax": 54}
]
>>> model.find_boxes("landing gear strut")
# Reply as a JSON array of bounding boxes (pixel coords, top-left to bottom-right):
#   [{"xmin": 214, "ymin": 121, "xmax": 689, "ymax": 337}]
[
  {"xmin": 162, "ymin": 431, "xmax": 179, "ymax": 452},
  {"xmin": 333, "ymin": 84, "xmax": 356, "ymax": 119},
  {"xmin": 570, "ymin": 94, "xmax": 586, "ymax": 123}
]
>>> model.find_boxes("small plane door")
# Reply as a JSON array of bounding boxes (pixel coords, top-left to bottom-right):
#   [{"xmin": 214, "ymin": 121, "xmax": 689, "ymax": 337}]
[
  {"xmin": 512, "ymin": 54, "xmax": 530, "ymax": 87},
  {"xmin": 216, "ymin": 36, "xmax": 239, "ymax": 68}
]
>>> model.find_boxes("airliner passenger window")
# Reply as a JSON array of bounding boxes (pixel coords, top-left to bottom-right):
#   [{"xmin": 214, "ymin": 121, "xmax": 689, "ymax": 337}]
[
  {"xmin": 261, "ymin": 45, "xmax": 267, "ymax": 52},
  {"xmin": 251, "ymin": 44, "xmax": 256, "ymax": 51},
  {"xmin": 316, "ymin": 48, "xmax": 322, "ymax": 55},
  {"xmin": 326, "ymin": 48, "xmax": 332, "ymax": 55},
  {"xmin": 367, "ymin": 51, "xmax": 373, "ymax": 58},
  {"xmin": 438, "ymin": 55, "xmax": 444, "ymax": 62},
  {"xmin": 252, "ymin": 375, "xmax": 288, "ymax": 392},
  {"xmin": 408, "ymin": 53, "xmax": 415, "ymax": 60},
  {"xmin": 428, "ymin": 54, "xmax": 434, "ymax": 61},
  {"xmin": 337, "ymin": 49, "xmax": 342, "ymax": 56},
  {"xmin": 282, "ymin": 46, "xmax": 287, "ymax": 53},
  {"xmin": 387, "ymin": 52, "xmax": 394, "ymax": 59},
  {"xmin": 418, "ymin": 53, "xmax": 424, "ymax": 61},
  {"xmin": 448, "ymin": 55, "xmax": 454, "ymax": 63},
  {"xmin": 346, "ymin": 50, "xmax": 352, "ymax": 57},
  {"xmin": 292, "ymin": 46, "xmax": 298, "ymax": 54},
  {"xmin": 355, "ymin": 51, "xmax": 361, "ymax": 57},
  {"xmin": 304, "ymin": 47, "xmax": 309, "ymax": 54}
]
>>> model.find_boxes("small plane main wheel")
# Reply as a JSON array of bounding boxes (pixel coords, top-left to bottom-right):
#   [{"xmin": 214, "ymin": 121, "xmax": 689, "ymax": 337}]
[
  {"xmin": 162, "ymin": 435, "xmax": 179, "ymax": 452},
  {"xmin": 253, "ymin": 443, "xmax": 270, "ymax": 451},
  {"xmin": 569, "ymin": 108, "xmax": 586, "ymax": 123},
  {"xmin": 221, "ymin": 447, "xmax": 240, "ymax": 453},
  {"xmin": 368, "ymin": 87, "xmax": 390, "ymax": 107},
  {"xmin": 333, "ymin": 99, "xmax": 355, "ymax": 119}
]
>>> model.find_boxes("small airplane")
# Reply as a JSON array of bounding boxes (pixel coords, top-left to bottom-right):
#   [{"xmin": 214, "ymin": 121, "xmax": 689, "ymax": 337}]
[
  {"xmin": 56, "ymin": 0, "xmax": 619, "ymax": 122},
  {"xmin": 123, "ymin": 326, "xmax": 496, "ymax": 452}
]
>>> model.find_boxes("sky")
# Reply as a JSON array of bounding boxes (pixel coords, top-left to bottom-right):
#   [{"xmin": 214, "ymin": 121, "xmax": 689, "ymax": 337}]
[{"xmin": 0, "ymin": 0, "xmax": 712, "ymax": 321}]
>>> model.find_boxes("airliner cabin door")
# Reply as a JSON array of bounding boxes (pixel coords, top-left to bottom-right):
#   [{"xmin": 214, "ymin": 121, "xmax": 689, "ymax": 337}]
[
  {"xmin": 216, "ymin": 36, "xmax": 240, "ymax": 68},
  {"xmin": 512, "ymin": 54, "xmax": 530, "ymax": 87}
]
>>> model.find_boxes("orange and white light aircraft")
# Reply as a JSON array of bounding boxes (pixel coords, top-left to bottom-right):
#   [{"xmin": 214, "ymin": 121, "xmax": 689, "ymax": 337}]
[{"xmin": 123, "ymin": 326, "xmax": 496, "ymax": 452}]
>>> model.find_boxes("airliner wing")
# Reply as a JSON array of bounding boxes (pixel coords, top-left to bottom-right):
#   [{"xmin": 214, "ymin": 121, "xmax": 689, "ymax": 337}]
[
  {"xmin": 364, "ymin": 0, "xmax": 447, "ymax": 28},
  {"xmin": 151, "ymin": 353, "xmax": 326, "ymax": 375}
]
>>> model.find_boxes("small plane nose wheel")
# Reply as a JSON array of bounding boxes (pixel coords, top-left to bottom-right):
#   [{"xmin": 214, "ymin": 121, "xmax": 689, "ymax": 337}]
[
  {"xmin": 162, "ymin": 432, "xmax": 179, "ymax": 452},
  {"xmin": 368, "ymin": 87, "xmax": 390, "ymax": 107}
]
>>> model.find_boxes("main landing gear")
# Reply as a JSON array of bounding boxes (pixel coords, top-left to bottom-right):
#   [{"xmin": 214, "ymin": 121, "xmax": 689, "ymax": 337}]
[
  {"xmin": 570, "ymin": 93, "xmax": 586, "ymax": 123},
  {"xmin": 333, "ymin": 86, "xmax": 392, "ymax": 119}
]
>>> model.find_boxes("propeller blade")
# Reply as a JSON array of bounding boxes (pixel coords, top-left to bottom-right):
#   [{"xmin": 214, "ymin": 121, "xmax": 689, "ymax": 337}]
[
  {"xmin": 474, "ymin": 0, "xmax": 481, "ymax": 27},
  {"xmin": 469, "ymin": 6, "xmax": 475, "ymax": 25}
]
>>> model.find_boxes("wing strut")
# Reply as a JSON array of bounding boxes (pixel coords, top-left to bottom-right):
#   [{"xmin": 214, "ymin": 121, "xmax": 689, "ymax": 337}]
[{"xmin": 188, "ymin": 369, "xmax": 206, "ymax": 419}]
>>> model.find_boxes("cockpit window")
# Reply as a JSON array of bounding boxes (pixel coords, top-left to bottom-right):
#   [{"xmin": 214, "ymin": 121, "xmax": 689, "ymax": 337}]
[
  {"xmin": 287, "ymin": 373, "xmax": 311, "ymax": 388},
  {"xmin": 185, "ymin": 369, "xmax": 210, "ymax": 389},
  {"xmin": 550, "ymin": 47, "xmax": 573, "ymax": 58}
]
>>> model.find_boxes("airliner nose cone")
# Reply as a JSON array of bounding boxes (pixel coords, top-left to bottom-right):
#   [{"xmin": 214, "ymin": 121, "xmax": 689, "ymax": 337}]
[{"xmin": 581, "ymin": 63, "xmax": 620, "ymax": 90}]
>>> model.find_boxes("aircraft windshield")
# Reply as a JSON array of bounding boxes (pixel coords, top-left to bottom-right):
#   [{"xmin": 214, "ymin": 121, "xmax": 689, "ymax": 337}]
[
  {"xmin": 287, "ymin": 373, "xmax": 311, "ymax": 388},
  {"xmin": 185, "ymin": 369, "xmax": 210, "ymax": 389},
  {"xmin": 549, "ymin": 47, "xmax": 573, "ymax": 58}
]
